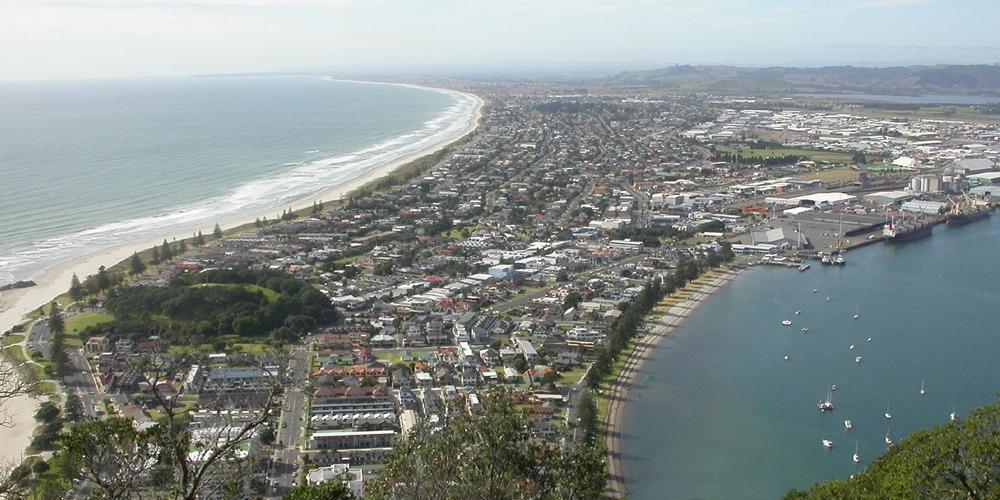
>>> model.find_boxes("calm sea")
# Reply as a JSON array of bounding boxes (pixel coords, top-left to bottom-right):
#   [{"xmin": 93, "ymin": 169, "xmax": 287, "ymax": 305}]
[
  {"xmin": 0, "ymin": 76, "xmax": 477, "ymax": 286},
  {"xmin": 623, "ymin": 215, "xmax": 1000, "ymax": 499}
]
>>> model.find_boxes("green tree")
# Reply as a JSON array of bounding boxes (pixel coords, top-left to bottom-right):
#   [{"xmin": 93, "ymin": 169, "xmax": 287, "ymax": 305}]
[
  {"xmin": 48, "ymin": 302, "xmax": 64, "ymax": 335},
  {"xmin": 195, "ymin": 230, "xmax": 205, "ymax": 246},
  {"xmin": 35, "ymin": 402, "xmax": 61, "ymax": 423},
  {"xmin": 368, "ymin": 391, "xmax": 605, "ymax": 499},
  {"xmin": 151, "ymin": 245, "xmax": 161, "ymax": 265},
  {"xmin": 178, "ymin": 239, "xmax": 187, "ymax": 254},
  {"xmin": 69, "ymin": 273, "xmax": 85, "ymax": 302},
  {"xmin": 160, "ymin": 239, "xmax": 174, "ymax": 261},
  {"xmin": 563, "ymin": 292, "xmax": 583, "ymax": 310},
  {"xmin": 96, "ymin": 265, "xmax": 111, "ymax": 292},
  {"xmin": 61, "ymin": 417, "xmax": 166, "ymax": 499},
  {"xmin": 286, "ymin": 481, "xmax": 353, "ymax": 500},
  {"xmin": 213, "ymin": 223, "xmax": 223, "ymax": 239},
  {"xmin": 129, "ymin": 252, "xmax": 146, "ymax": 276},
  {"xmin": 232, "ymin": 316, "xmax": 265, "ymax": 337}
]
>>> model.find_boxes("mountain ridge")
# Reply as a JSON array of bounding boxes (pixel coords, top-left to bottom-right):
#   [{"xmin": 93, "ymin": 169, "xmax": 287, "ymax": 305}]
[{"xmin": 606, "ymin": 64, "xmax": 1000, "ymax": 96}]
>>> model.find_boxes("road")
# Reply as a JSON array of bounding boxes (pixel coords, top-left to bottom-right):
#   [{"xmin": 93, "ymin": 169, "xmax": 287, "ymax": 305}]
[
  {"xmin": 265, "ymin": 344, "xmax": 311, "ymax": 498},
  {"xmin": 64, "ymin": 348, "xmax": 102, "ymax": 418}
]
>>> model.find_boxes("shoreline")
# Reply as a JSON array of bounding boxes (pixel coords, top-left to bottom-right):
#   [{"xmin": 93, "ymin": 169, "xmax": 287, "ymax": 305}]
[
  {"xmin": 0, "ymin": 82, "xmax": 483, "ymax": 465},
  {"xmin": 0, "ymin": 83, "xmax": 482, "ymax": 336},
  {"xmin": 604, "ymin": 269, "xmax": 741, "ymax": 499}
]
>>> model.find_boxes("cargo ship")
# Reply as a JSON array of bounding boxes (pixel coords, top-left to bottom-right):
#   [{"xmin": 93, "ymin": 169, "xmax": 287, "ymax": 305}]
[
  {"xmin": 946, "ymin": 205, "xmax": 991, "ymax": 226},
  {"xmin": 883, "ymin": 217, "xmax": 933, "ymax": 243}
]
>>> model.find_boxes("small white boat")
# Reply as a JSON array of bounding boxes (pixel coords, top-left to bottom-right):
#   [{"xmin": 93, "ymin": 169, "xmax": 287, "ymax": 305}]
[
  {"xmin": 795, "ymin": 310, "xmax": 801, "ymax": 315},
  {"xmin": 782, "ymin": 320, "xmax": 792, "ymax": 326},
  {"xmin": 826, "ymin": 296, "xmax": 831, "ymax": 302},
  {"xmin": 813, "ymin": 288, "xmax": 819, "ymax": 293},
  {"xmin": 822, "ymin": 439, "xmax": 834, "ymax": 448},
  {"xmin": 920, "ymin": 380, "xmax": 926, "ymax": 396},
  {"xmin": 885, "ymin": 403, "xmax": 892, "ymax": 420},
  {"xmin": 831, "ymin": 384, "xmax": 837, "ymax": 391},
  {"xmin": 885, "ymin": 428, "xmax": 893, "ymax": 446},
  {"xmin": 844, "ymin": 419, "xmax": 852, "ymax": 430},
  {"xmin": 801, "ymin": 328, "xmax": 809, "ymax": 334},
  {"xmin": 855, "ymin": 356, "xmax": 863, "ymax": 363},
  {"xmin": 817, "ymin": 387, "xmax": 834, "ymax": 411},
  {"xmin": 950, "ymin": 404, "xmax": 958, "ymax": 422},
  {"xmin": 867, "ymin": 337, "xmax": 872, "ymax": 342},
  {"xmin": 784, "ymin": 355, "xmax": 790, "ymax": 361},
  {"xmin": 849, "ymin": 344, "xmax": 855, "ymax": 350},
  {"xmin": 853, "ymin": 443, "xmax": 860, "ymax": 463}
]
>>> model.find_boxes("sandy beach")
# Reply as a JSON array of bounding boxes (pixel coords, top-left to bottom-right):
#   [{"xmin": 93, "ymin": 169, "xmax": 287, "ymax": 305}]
[
  {"xmin": 0, "ymin": 84, "xmax": 482, "ymax": 337},
  {"xmin": 0, "ymin": 82, "xmax": 482, "ymax": 465},
  {"xmin": 604, "ymin": 270, "xmax": 740, "ymax": 498}
]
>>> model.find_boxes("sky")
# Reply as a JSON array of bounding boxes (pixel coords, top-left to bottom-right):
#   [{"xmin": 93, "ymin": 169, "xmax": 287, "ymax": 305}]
[{"xmin": 1, "ymin": 0, "xmax": 998, "ymax": 81}]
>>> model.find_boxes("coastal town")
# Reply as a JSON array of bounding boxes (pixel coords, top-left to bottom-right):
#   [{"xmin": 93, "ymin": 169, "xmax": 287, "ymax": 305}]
[{"xmin": 2, "ymin": 82, "xmax": 999, "ymax": 498}]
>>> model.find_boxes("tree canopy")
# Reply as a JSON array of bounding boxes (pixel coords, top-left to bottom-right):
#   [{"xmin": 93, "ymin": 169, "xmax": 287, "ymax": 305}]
[{"xmin": 368, "ymin": 391, "xmax": 606, "ymax": 500}]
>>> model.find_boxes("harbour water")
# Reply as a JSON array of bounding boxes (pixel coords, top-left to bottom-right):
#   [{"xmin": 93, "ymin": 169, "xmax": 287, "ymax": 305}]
[
  {"xmin": 622, "ymin": 215, "xmax": 1000, "ymax": 499},
  {"xmin": 0, "ymin": 76, "xmax": 478, "ymax": 286}
]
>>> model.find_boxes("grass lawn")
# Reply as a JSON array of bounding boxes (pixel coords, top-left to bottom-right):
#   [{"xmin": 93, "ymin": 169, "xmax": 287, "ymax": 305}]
[
  {"xmin": 795, "ymin": 166, "xmax": 861, "ymax": 184},
  {"xmin": 230, "ymin": 342, "xmax": 276, "ymax": 355},
  {"xmin": 191, "ymin": 283, "xmax": 279, "ymax": 301},
  {"xmin": 37, "ymin": 380, "xmax": 59, "ymax": 395},
  {"xmin": 1, "ymin": 334, "xmax": 24, "ymax": 347},
  {"xmin": 718, "ymin": 146, "xmax": 854, "ymax": 163},
  {"xmin": 557, "ymin": 364, "xmax": 590, "ymax": 386},
  {"xmin": 65, "ymin": 311, "xmax": 114, "ymax": 333}
]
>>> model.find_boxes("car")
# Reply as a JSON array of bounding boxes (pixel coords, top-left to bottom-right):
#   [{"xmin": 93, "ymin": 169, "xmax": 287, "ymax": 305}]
[{"xmin": 281, "ymin": 422, "xmax": 287, "ymax": 428}]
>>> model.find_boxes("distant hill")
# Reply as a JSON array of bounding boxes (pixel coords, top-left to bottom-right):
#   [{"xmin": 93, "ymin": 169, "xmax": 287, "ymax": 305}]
[{"xmin": 606, "ymin": 64, "xmax": 1000, "ymax": 96}]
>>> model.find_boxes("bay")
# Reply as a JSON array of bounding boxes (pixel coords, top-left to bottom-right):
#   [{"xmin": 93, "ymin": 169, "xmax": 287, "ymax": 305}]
[{"xmin": 623, "ymin": 215, "xmax": 1000, "ymax": 499}]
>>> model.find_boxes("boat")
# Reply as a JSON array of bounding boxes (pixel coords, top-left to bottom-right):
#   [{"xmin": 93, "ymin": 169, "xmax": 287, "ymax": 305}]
[
  {"xmin": 947, "ymin": 194, "xmax": 992, "ymax": 226},
  {"xmin": 950, "ymin": 405, "xmax": 958, "ymax": 422},
  {"xmin": 813, "ymin": 289, "xmax": 819, "ymax": 293},
  {"xmin": 855, "ymin": 356, "xmax": 862, "ymax": 363},
  {"xmin": 826, "ymin": 296, "xmax": 831, "ymax": 302},
  {"xmin": 849, "ymin": 344, "xmax": 855, "ymax": 350},
  {"xmin": 822, "ymin": 439, "xmax": 834, "ymax": 448},
  {"xmin": 844, "ymin": 419, "xmax": 852, "ymax": 430},
  {"xmin": 833, "ymin": 253, "xmax": 846, "ymax": 266},
  {"xmin": 817, "ymin": 387, "xmax": 834, "ymax": 411},
  {"xmin": 853, "ymin": 304, "xmax": 859, "ymax": 320},
  {"xmin": 920, "ymin": 380, "xmax": 926, "ymax": 396},
  {"xmin": 801, "ymin": 328, "xmax": 809, "ymax": 334},
  {"xmin": 885, "ymin": 427, "xmax": 893, "ymax": 446},
  {"xmin": 782, "ymin": 320, "xmax": 792, "ymax": 326},
  {"xmin": 853, "ymin": 443, "xmax": 861, "ymax": 463},
  {"xmin": 885, "ymin": 403, "xmax": 892, "ymax": 420},
  {"xmin": 784, "ymin": 355, "xmax": 790, "ymax": 362},
  {"xmin": 798, "ymin": 264, "xmax": 811, "ymax": 271},
  {"xmin": 821, "ymin": 254, "xmax": 831, "ymax": 265},
  {"xmin": 883, "ymin": 216, "xmax": 934, "ymax": 243},
  {"xmin": 795, "ymin": 310, "xmax": 801, "ymax": 315},
  {"xmin": 947, "ymin": 207, "xmax": 991, "ymax": 225},
  {"xmin": 831, "ymin": 384, "xmax": 837, "ymax": 391},
  {"xmin": 867, "ymin": 337, "xmax": 872, "ymax": 342}
]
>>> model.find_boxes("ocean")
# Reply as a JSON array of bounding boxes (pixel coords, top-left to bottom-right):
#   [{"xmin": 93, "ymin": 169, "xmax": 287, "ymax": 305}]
[
  {"xmin": 622, "ymin": 216, "xmax": 1000, "ymax": 499},
  {"xmin": 0, "ymin": 76, "xmax": 478, "ymax": 286}
]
